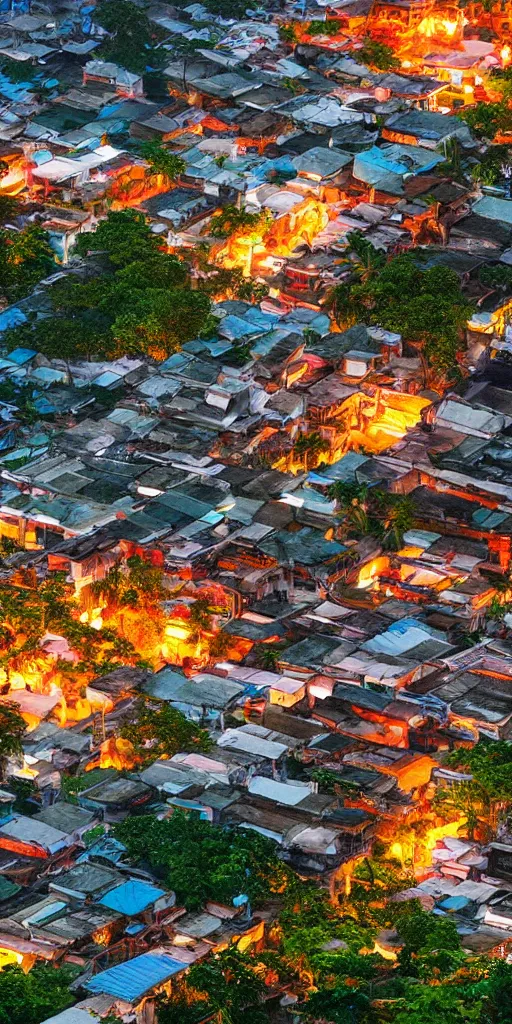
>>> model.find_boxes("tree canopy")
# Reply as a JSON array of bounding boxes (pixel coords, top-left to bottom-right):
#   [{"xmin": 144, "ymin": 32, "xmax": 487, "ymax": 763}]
[
  {"xmin": 0, "ymin": 225, "xmax": 55, "ymax": 304},
  {"xmin": 114, "ymin": 811, "xmax": 287, "ymax": 910},
  {"xmin": 459, "ymin": 100, "xmax": 512, "ymax": 140},
  {"xmin": 140, "ymin": 141, "xmax": 186, "ymax": 183},
  {"xmin": 330, "ymin": 250, "xmax": 472, "ymax": 377},
  {"xmin": 120, "ymin": 697, "xmax": 212, "ymax": 764},
  {"xmin": 358, "ymin": 37, "xmax": 400, "ymax": 71},
  {"xmin": 94, "ymin": 0, "xmax": 165, "ymax": 73},
  {"xmin": 5, "ymin": 211, "xmax": 215, "ymax": 362},
  {"xmin": 0, "ymin": 963, "xmax": 78, "ymax": 1024},
  {"xmin": 0, "ymin": 702, "xmax": 26, "ymax": 778}
]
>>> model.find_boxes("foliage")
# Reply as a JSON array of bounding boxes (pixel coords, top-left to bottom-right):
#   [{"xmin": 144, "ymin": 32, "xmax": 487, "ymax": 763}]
[
  {"xmin": 255, "ymin": 643, "xmax": 282, "ymax": 671},
  {"xmin": 111, "ymin": 287, "xmax": 213, "ymax": 359},
  {"xmin": 479, "ymin": 263, "xmax": 512, "ymax": 289},
  {"xmin": 486, "ymin": 66, "xmax": 512, "ymax": 104},
  {"xmin": 0, "ymin": 963, "xmax": 79, "ymax": 1024},
  {"xmin": 330, "ymin": 253, "xmax": 472, "ymax": 376},
  {"xmin": 300, "ymin": 985, "xmax": 374, "ymax": 1024},
  {"xmin": 7, "ymin": 212, "xmax": 214, "ymax": 362},
  {"xmin": 445, "ymin": 738, "xmax": 512, "ymax": 804},
  {"xmin": 94, "ymin": 0, "xmax": 165, "ymax": 74},
  {"xmin": 279, "ymin": 24, "xmax": 297, "ymax": 43},
  {"xmin": 83, "ymin": 823, "xmax": 106, "ymax": 847},
  {"xmin": 197, "ymin": 0, "xmax": 256, "ymax": 18},
  {"xmin": 114, "ymin": 811, "xmax": 287, "ymax": 910},
  {"xmin": 184, "ymin": 948, "xmax": 268, "ymax": 1024},
  {"xmin": 0, "ymin": 195, "xmax": 19, "ymax": 226},
  {"xmin": 459, "ymin": 101, "xmax": 512, "ymax": 140},
  {"xmin": 0, "ymin": 58, "xmax": 37, "ymax": 83},
  {"xmin": 0, "ymin": 702, "xmax": 26, "ymax": 777},
  {"xmin": 120, "ymin": 697, "xmax": 212, "ymax": 764},
  {"xmin": 0, "ymin": 378, "xmax": 38, "ymax": 425},
  {"xmin": 209, "ymin": 204, "xmax": 268, "ymax": 239},
  {"xmin": 140, "ymin": 141, "xmax": 186, "ymax": 182},
  {"xmin": 308, "ymin": 19, "xmax": 340, "ymax": 36},
  {"xmin": 382, "ymin": 494, "xmax": 416, "ymax": 550},
  {"xmin": 75, "ymin": 209, "xmax": 159, "ymax": 267},
  {"xmin": 294, "ymin": 431, "xmax": 330, "ymax": 466},
  {"xmin": 472, "ymin": 144, "xmax": 512, "ymax": 186},
  {"xmin": 0, "ymin": 573, "xmax": 138, "ymax": 677},
  {"xmin": 327, "ymin": 481, "xmax": 414, "ymax": 547},
  {"xmin": 157, "ymin": 998, "xmax": 209, "ymax": 1024},
  {"xmin": 358, "ymin": 37, "xmax": 400, "ymax": 71},
  {"xmin": 0, "ymin": 225, "xmax": 55, "ymax": 303},
  {"xmin": 345, "ymin": 230, "xmax": 386, "ymax": 281}
]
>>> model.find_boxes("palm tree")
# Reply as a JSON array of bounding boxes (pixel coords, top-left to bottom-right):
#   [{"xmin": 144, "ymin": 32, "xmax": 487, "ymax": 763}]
[
  {"xmin": 140, "ymin": 142, "xmax": 185, "ymax": 188},
  {"xmin": 294, "ymin": 431, "xmax": 330, "ymax": 469},
  {"xmin": 255, "ymin": 644, "xmax": 281, "ymax": 671},
  {"xmin": 383, "ymin": 495, "xmax": 416, "ymax": 550}
]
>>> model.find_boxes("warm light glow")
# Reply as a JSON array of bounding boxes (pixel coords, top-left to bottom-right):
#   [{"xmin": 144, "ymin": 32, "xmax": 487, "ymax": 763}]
[
  {"xmin": 424, "ymin": 818, "xmax": 466, "ymax": 853},
  {"xmin": 0, "ymin": 948, "xmax": 23, "ymax": 970},
  {"xmin": 442, "ymin": 18, "xmax": 457, "ymax": 35},
  {"xmin": 165, "ymin": 623, "xmax": 191, "ymax": 642},
  {"xmin": 502, "ymin": 45, "xmax": 511, "ymax": 67},
  {"xmin": 89, "ymin": 736, "xmax": 138, "ymax": 771},
  {"xmin": 372, "ymin": 940, "xmax": 397, "ymax": 961}
]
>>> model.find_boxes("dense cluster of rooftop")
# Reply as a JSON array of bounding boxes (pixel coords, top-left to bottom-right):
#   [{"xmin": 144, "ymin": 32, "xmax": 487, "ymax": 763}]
[{"xmin": 3, "ymin": 0, "xmax": 512, "ymax": 1023}]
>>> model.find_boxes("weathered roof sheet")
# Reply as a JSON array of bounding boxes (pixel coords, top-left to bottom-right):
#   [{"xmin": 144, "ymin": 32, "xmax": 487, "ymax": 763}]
[
  {"xmin": 86, "ymin": 951, "xmax": 186, "ymax": 1001},
  {"xmin": 98, "ymin": 879, "xmax": 166, "ymax": 916}
]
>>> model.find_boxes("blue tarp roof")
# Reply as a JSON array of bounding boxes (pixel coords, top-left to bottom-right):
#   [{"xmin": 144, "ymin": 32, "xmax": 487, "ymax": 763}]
[
  {"xmin": 439, "ymin": 895, "xmax": 470, "ymax": 911},
  {"xmin": 77, "ymin": 835, "xmax": 126, "ymax": 865},
  {"xmin": 98, "ymin": 879, "xmax": 165, "ymax": 916},
  {"xmin": 86, "ymin": 952, "xmax": 185, "ymax": 1001},
  {"xmin": 8, "ymin": 347, "xmax": 37, "ymax": 365},
  {"xmin": 0, "ymin": 308, "xmax": 27, "ymax": 334}
]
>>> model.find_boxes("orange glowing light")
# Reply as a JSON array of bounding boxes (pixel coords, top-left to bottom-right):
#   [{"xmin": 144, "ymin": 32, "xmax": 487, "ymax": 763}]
[
  {"xmin": 91, "ymin": 736, "xmax": 139, "ymax": 771},
  {"xmin": 442, "ymin": 18, "xmax": 457, "ymax": 35},
  {"xmin": 502, "ymin": 45, "xmax": 511, "ymax": 66}
]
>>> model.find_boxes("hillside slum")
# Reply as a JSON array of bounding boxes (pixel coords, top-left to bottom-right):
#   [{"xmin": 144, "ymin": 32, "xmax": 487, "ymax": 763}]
[{"xmin": 2, "ymin": 0, "xmax": 512, "ymax": 1022}]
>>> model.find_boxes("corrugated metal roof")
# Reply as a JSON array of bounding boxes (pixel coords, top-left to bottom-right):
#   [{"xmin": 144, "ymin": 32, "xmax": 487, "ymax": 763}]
[
  {"xmin": 86, "ymin": 951, "xmax": 185, "ymax": 1001},
  {"xmin": 98, "ymin": 879, "xmax": 165, "ymax": 916}
]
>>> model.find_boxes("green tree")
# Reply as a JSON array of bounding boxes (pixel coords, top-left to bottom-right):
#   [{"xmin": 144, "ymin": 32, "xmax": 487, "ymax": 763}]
[
  {"xmin": 459, "ymin": 101, "xmax": 512, "ymax": 140},
  {"xmin": 382, "ymin": 494, "xmax": 416, "ymax": 550},
  {"xmin": 479, "ymin": 263, "xmax": 512, "ymax": 289},
  {"xmin": 294, "ymin": 431, "xmax": 330, "ymax": 468},
  {"xmin": 140, "ymin": 141, "xmax": 186, "ymax": 184},
  {"xmin": 75, "ymin": 208, "xmax": 159, "ymax": 267},
  {"xmin": 300, "ymin": 986, "xmax": 374, "ymax": 1024},
  {"xmin": 255, "ymin": 643, "xmax": 281, "ymax": 671},
  {"xmin": 0, "ymin": 195, "xmax": 19, "ymax": 226},
  {"xmin": 114, "ymin": 812, "xmax": 286, "ymax": 910},
  {"xmin": 350, "ymin": 255, "xmax": 472, "ymax": 381},
  {"xmin": 308, "ymin": 19, "xmax": 340, "ymax": 36},
  {"xmin": 0, "ymin": 702, "xmax": 26, "ymax": 779},
  {"xmin": 0, "ymin": 58, "xmax": 37, "ymax": 83},
  {"xmin": 441, "ymin": 739, "xmax": 512, "ymax": 832},
  {"xmin": 209, "ymin": 204, "xmax": 268, "ymax": 239},
  {"xmin": 358, "ymin": 37, "xmax": 400, "ymax": 71},
  {"xmin": 279, "ymin": 24, "xmax": 297, "ymax": 44},
  {"xmin": 184, "ymin": 948, "xmax": 268, "ymax": 1024},
  {"xmin": 111, "ymin": 287, "xmax": 214, "ymax": 359},
  {"xmin": 0, "ymin": 225, "xmax": 55, "ymax": 303},
  {"xmin": 120, "ymin": 697, "xmax": 212, "ymax": 764},
  {"xmin": 94, "ymin": 0, "xmax": 164, "ymax": 74},
  {"xmin": 0, "ymin": 962, "xmax": 78, "ymax": 1024}
]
